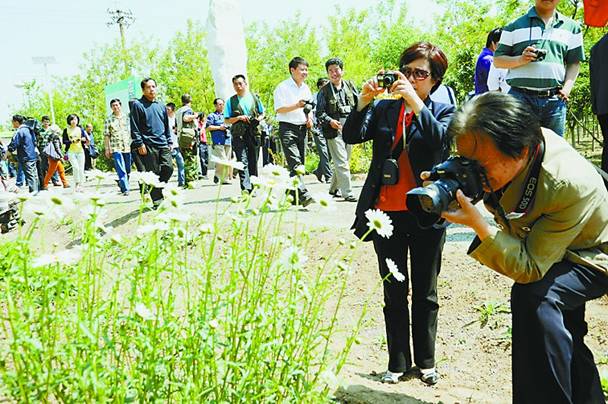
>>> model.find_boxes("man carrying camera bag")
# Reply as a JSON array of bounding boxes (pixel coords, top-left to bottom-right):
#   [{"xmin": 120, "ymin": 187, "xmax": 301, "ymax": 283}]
[
  {"xmin": 225, "ymin": 74, "xmax": 265, "ymax": 194},
  {"xmin": 493, "ymin": 0, "xmax": 584, "ymax": 137},
  {"xmin": 316, "ymin": 57, "xmax": 358, "ymax": 202},
  {"xmin": 273, "ymin": 56, "xmax": 314, "ymax": 207}
]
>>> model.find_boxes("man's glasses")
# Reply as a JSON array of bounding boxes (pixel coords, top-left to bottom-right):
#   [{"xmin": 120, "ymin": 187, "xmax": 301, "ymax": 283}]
[{"xmin": 399, "ymin": 66, "xmax": 431, "ymax": 81}]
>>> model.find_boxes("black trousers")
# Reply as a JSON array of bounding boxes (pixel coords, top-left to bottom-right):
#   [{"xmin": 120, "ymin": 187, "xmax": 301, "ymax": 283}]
[
  {"xmin": 232, "ymin": 135, "xmax": 258, "ymax": 193},
  {"xmin": 372, "ymin": 210, "xmax": 445, "ymax": 372},
  {"xmin": 278, "ymin": 122, "xmax": 310, "ymax": 198},
  {"xmin": 141, "ymin": 144, "xmax": 173, "ymax": 203},
  {"xmin": 598, "ymin": 114, "xmax": 608, "ymax": 174},
  {"xmin": 510, "ymin": 261, "xmax": 608, "ymax": 404},
  {"xmin": 131, "ymin": 149, "xmax": 145, "ymax": 172}
]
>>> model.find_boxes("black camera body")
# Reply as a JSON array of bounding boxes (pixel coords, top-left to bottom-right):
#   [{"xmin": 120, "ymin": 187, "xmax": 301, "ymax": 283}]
[
  {"xmin": 302, "ymin": 99, "xmax": 316, "ymax": 115},
  {"xmin": 377, "ymin": 72, "xmax": 399, "ymax": 89},
  {"xmin": 532, "ymin": 48, "xmax": 547, "ymax": 62},
  {"xmin": 406, "ymin": 156, "xmax": 485, "ymax": 225}
]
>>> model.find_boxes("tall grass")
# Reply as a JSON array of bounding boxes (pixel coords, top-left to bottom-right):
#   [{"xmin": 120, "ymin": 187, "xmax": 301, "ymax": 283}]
[{"xmin": 0, "ymin": 176, "xmax": 363, "ymax": 402}]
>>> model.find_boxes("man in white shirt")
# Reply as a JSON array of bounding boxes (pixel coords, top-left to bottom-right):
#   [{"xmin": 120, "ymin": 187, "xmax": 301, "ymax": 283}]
[{"xmin": 273, "ymin": 56, "xmax": 314, "ymax": 207}]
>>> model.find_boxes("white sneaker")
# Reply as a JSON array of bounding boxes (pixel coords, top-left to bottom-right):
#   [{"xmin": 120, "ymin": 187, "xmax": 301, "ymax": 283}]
[{"xmin": 380, "ymin": 370, "xmax": 403, "ymax": 384}]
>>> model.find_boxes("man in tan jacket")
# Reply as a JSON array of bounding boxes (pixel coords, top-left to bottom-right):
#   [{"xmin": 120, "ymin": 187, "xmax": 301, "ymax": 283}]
[{"xmin": 441, "ymin": 92, "xmax": 608, "ymax": 403}]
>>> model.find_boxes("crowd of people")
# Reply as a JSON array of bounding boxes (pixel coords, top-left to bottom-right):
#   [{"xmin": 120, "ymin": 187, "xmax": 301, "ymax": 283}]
[{"xmin": 1, "ymin": 0, "xmax": 608, "ymax": 402}]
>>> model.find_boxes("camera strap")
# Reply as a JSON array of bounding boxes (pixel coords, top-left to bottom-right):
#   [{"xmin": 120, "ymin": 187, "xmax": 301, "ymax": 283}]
[
  {"xmin": 512, "ymin": 140, "xmax": 545, "ymax": 215},
  {"xmin": 390, "ymin": 105, "xmax": 414, "ymax": 160}
]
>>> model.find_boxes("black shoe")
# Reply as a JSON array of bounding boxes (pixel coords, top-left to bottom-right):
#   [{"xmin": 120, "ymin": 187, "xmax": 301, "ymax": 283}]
[
  {"xmin": 299, "ymin": 194, "xmax": 314, "ymax": 207},
  {"xmin": 343, "ymin": 195, "xmax": 357, "ymax": 202},
  {"xmin": 314, "ymin": 170, "xmax": 323, "ymax": 183},
  {"xmin": 329, "ymin": 189, "xmax": 342, "ymax": 198},
  {"xmin": 214, "ymin": 176, "xmax": 219, "ymax": 184},
  {"xmin": 324, "ymin": 177, "xmax": 332, "ymax": 184}
]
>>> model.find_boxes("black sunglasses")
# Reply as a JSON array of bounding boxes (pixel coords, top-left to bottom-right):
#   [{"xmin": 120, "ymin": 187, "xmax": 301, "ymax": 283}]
[{"xmin": 399, "ymin": 66, "xmax": 431, "ymax": 81}]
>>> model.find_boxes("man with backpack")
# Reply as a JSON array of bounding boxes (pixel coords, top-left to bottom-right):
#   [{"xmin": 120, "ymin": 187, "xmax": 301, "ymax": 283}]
[
  {"xmin": 225, "ymin": 74, "xmax": 265, "ymax": 194},
  {"xmin": 8, "ymin": 115, "xmax": 39, "ymax": 193},
  {"xmin": 176, "ymin": 94, "xmax": 200, "ymax": 189},
  {"xmin": 316, "ymin": 57, "xmax": 358, "ymax": 202}
]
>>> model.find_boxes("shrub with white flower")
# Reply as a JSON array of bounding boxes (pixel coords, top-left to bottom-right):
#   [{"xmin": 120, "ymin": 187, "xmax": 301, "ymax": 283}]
[
  {"xmin": 385, "ymin": 258, "xmax": 405, "ymax": 282},
  {"xmin": 278, "ymin": 246, "xmax": 308, "ymax": 269},
  {"xmin": 134, "ymin": 303, "xmax": 155, "ymax": 321}
]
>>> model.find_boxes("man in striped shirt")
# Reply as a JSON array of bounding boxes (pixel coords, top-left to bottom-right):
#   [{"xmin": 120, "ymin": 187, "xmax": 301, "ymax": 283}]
[{"xmin": 494, "ymin": 0, "xmax": 584, "ymax": 137}]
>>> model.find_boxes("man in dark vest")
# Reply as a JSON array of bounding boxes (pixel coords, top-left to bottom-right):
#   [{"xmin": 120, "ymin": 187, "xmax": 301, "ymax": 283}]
[
  {"xmin": 224, "ymin": 74, "xmax": 265, "ymax": 194},
  {"xmin": 591, "ymin": 33, "xmax": 608, "ymax": 174},
  {"xmin": 316, "ymin": 57, "xmax": 358, "ymax": 202}
]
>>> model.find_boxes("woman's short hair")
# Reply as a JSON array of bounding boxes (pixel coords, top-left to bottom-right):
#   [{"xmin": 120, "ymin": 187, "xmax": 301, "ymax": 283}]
[
  {"xmin": 399, "ymin": 42, "xmax": 448, "ymax": 92},
  {"xmin": 66, "ymin": 113, "xmax": 80, "ymax": 126},
  {"xmin": 448, "ymin": 92, "xmax": 543, "ymax": 158}
]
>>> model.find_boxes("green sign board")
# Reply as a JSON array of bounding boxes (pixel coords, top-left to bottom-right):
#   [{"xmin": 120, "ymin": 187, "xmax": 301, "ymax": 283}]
[{"xmin": 103, "ymin": 77, "xmax": 142, "ymax": 116}]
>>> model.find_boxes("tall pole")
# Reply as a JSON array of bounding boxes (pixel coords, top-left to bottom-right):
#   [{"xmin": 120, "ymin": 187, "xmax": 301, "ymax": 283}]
[
  {"xmin": 32, "ymin": 56, "xmax": 57, "ymax": 124},
  {"xmin": 107, "ymin": 9, "xmax": 135, "ymax": 77}
]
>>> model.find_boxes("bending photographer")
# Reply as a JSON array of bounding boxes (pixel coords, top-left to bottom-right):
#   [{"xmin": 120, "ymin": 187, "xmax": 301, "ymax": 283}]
[
  {"xmin": 343, "ymin": 41, "xmax": 455, "ymax": 385},
  {"xmin": 441, "ymin": 92, "xmax": 608, "ymax": 403}
]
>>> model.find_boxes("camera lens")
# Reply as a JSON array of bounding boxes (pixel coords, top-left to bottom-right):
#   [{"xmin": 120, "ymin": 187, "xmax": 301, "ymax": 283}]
[{"xmin": 406, "ymin": 178, "xmax": 459, "ymax": 215}]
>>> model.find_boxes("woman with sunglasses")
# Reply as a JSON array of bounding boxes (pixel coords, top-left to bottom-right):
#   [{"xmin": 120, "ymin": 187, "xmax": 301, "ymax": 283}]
[{"xmin": 343, "ymin": 42, "xmax": 455, "ymax": 385}]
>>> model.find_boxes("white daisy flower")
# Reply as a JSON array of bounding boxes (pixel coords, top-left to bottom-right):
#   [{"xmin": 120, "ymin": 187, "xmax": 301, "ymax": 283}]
[
  {"xmin": 364, "ymin": 209, "xmax": 394, "ymax": 238},
  {"xmin": 134, "ymin": 303, "xmax": 155, "ymax": 321},
  {"xmin": 279, "ymin": 246, "xmax": 308, "ymax": 269},
  {"xmin": 199, "ymin": 223, "xmax": 213, "ymax": 234},
  {"xmin": 208, "ymin": 319, "xmax": 219, "ymax": 329},
  {"xmin": 385, "ymin": 258, "xmax": 405, "ymax": 282},
  {"xmin": 31, "ymin": 248, "xmax": 82, "ymax": 268},
  {"xmin": 132, "ymin": 172, "xmax": 165, "ymax": 188},
  {"xmin": 311, "ymin": 192, "xmax": 336, "ymax": 210},
  {"xmin": 209, "ymin": 155, "xmax": 245, "ymax": 171}
]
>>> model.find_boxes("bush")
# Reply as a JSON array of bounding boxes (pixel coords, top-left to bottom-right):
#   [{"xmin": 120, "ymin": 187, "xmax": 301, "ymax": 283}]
[{"xmin": 0, "ymin": 175, "xmax": 362, "ymax": 401}]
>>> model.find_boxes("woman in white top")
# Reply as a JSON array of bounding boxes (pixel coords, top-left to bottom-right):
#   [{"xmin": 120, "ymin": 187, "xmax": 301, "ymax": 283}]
[{"xmin": 62, "ymin": 114, "xmax": 87, "ymax": 192}]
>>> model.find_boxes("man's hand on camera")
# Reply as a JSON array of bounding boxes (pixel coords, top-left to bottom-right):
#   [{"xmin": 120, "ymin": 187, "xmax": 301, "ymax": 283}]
[
  {"xmin": 296, "ymin": 100, "xmax": 307, "ymax": 108},
  {"xmin": 306, "ymin": 118, "xmax": 313, "ymax": 129},
  {"xmin": 329, "ymin": 119, "xmax": 342, "ymax": 130},
  {"xmin": 441, "ymin": 190, "xmax": 493, "ymax": 241},
  {"xmin": 238, "ymin": 115, "xmax": 250, "ymax": 123},
  {"xmin": 520, "ymin": 46, "xmax": 537, "ymax": 64}
]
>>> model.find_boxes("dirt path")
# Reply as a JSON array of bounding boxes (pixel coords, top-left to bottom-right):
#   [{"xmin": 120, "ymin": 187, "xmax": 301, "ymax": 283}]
[{"xmin": 5, "ymin": 171, "xmax": 607, "ymax": 404}]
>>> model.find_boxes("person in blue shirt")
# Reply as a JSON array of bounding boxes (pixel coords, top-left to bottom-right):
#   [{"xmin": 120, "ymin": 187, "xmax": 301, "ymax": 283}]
[
  {"xmin": 474, "ymin": 28, "xmax": 502, "ymax": 95},
  {"xmin": 207, "ymin": 97, "xmax": 231, "ymax": 184},
  {"xmin": 8, "ymin": 115, "xmax": 39, "ymax": 193},
  {"xmin": 130, "ymin": 78, "xmax": 173, "ymax": 208}
]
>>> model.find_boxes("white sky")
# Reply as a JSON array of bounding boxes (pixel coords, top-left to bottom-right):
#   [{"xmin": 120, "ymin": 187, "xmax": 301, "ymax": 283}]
[{"xmin": 0, "ymin": 0, "xmax": 442, "ymax": 120}]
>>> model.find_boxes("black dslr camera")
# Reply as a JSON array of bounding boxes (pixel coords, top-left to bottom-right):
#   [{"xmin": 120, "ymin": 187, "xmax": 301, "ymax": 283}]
[
  {"xmin": 377, "ymin": 72, "xmax": 399, "ymax": 89},
  {"xmin": 406, "ymin": 157, "xmax": 485, "ymax": 226},
  {"xmin": 302, "ymin": 99, "xmax": 316, "ymax": 115},
  {"xmin": 532, "ymin": 47, "xmax": 547, "ymax": 62}
]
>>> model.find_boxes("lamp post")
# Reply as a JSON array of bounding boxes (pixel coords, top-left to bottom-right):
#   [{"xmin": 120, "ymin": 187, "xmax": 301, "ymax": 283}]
[{"xmin": 32, "ymin": 56, "xmax": 57, "ymax": 124}]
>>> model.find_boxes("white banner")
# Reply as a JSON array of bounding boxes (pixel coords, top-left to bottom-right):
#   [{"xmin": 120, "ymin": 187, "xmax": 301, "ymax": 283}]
[{"xmin": 206, "ymin": 0, "xmax": 248, "ymax": 100}]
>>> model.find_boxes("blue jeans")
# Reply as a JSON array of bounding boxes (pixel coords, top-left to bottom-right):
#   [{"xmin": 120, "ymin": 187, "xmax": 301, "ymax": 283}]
[
  {"xmin": 510, "ymin": 261, "xmax": 608, "ymax": 403},
  {"xmin": 171, "ymin": 148, "xmax": 185, "ymax": 186},
  {"xmin": 198, "ymin": 143, "xmax": 208, "ymax": 176},
  {"xmin": 15, "ymin": 161, "xmax": 25, "ymax": 186},
  {"xmin": 509, "ymin": 88, "xmax": 567, "ymax": 136},
  {"xmin": 112, "ymin": 152, "xmax": 132, "ymax": 193}
]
